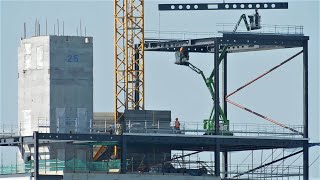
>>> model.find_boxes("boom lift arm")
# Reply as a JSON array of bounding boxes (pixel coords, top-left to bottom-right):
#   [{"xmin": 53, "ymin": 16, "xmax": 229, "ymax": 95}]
[
  {"xmin": 177, "ymin": 14, "xmax": 253, "ymax": 133},
  {"xmin": 188, "ymin": 63, "xmax": 228, "ymax": 127},
  {"xmin": 208, "ymin": 14, "xmax": 251, "ymax": 80}
]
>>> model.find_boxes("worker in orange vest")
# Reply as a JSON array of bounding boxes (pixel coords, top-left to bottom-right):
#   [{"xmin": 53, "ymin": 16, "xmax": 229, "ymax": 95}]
[
  {"xmin": 174, "ymin": 118, "xmax": 180, "ymax": 130},
  {"xmin": 179, "ymin": 47, "xmax": 184, "ymax": 63}
]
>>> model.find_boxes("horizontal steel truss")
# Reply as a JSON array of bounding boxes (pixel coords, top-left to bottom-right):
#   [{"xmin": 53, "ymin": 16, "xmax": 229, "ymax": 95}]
[
  {"xmin": 144, "ymin": 33, "xmax": 309, "ymax": 53},
  {"xmin": 0, "ymin": 133, "xmax": 308, "ymax": 152}
]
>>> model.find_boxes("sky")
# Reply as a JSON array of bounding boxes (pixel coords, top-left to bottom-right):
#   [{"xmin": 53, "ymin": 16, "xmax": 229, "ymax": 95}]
[{"xmin": 0, "ymin": 0, "xmax": 319, "ymax": 178}]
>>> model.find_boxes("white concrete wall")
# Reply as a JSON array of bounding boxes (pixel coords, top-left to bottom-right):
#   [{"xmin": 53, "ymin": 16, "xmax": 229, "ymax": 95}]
[
  {"xmin": 18, "ymin": 36, "xmax": 50, "ymax": 136},
  {"xmin": 64, "ymin": 173, "xmax": 221, "ymax": 180}
]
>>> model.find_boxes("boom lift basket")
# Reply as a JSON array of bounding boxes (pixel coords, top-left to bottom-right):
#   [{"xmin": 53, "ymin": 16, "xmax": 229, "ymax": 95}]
[
  {"xmin": 175, "ymin": 50, "xmax": 189, "ymax": 65},
  {"xmin": 248, "ymin": 14, "xmax": 261, "ymax": 30}
]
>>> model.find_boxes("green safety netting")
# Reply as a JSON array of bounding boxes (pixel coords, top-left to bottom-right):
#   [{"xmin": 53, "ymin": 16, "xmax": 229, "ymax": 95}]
[{"xmin": 0, "ymin": 159, "xmax": 121, "ymax": 175}]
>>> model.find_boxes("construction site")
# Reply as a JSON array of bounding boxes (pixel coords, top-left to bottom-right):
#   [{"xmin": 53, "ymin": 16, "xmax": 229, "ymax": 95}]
[{"xmin": 0, "ymin": 1, "xmax": 319, "ymax": 180}]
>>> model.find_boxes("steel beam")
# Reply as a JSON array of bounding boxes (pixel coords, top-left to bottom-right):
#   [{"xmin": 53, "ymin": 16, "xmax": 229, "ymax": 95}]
[
  {"xmin": 221, "ymin": 33, "xmax": 308, "ymax": 47},
  {"xmin": 303, "ymin": 40, "xmax": 309, "ymax": 180},
  {"xmin": 214, "ymin": 39, "xmax": 220, "ymax": 177},
  {"xmin": 37, "ymin": 133, "xmax": 121, "ymax": 142},
  {"xmin": 33, "ymin": 131, "xmax": 39, "ymax": 180},
  {"xmin": 222, "ymin": 52, "xmax": 228, "ymax": 124},
  {"xmin": 144, "ymin": 34, "xmax": 309, "ymax": 53},
  {"xmin": 215, "ymin": 141, "xmax": 220, "ymax": 177},
  {"xmin": 0, "ymin": 133, "xmax": 308, "ymax": 152},
  {"xmin": 214, "ymin": 39, "xmax": 220, "ymax": 135},
  {"xmin": 222, "ymin": 52, "xmax": 228, "ymax": 178},
  {"xmin": 158, "ymin": 3, "xmax": 288, "ymax": 11}
]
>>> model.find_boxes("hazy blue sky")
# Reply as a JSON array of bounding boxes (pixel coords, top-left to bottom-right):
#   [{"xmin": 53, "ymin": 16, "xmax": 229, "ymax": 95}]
[{"xmin": 1, "ymin": 0, "xmax": 319, "ymax": 178}]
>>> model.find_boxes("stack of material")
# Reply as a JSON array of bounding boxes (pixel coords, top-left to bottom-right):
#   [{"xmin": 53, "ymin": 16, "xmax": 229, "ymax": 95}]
[
  {"xmin": 124, "ymin": 110, "xmax": 172, "ymax": 133},
  {"xmin": 92, "ymin": 112, "xmax": 115, "ymax": 133}
]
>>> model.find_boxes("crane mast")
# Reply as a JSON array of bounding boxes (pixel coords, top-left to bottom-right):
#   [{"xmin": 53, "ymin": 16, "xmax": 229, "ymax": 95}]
[{"xmin": 114, "ymin": 0, "xmax": 145, "ymax": 134}]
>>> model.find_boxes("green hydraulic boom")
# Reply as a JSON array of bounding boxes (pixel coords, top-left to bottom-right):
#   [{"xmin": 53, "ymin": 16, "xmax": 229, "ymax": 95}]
[{"xmin": 176, "ymin": 14, "xmax": 256, "ymax": 134}]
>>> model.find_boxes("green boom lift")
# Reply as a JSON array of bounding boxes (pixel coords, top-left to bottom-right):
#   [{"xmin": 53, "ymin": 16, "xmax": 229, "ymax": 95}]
[{"xmin": 175, "ymin": 13, "xmax": 260, "ymax": 134}]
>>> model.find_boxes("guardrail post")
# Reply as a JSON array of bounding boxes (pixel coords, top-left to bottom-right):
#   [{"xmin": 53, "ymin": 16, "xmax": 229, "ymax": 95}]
[
  {"xmin": 128, "ymin": 120, "xmax": 131, "ymax": 133},
  {"xmin": 90, "ymin": 119, "xmax": 92, "ymax": 133},
  {"xmin": 145, "ymin": 120, "xmax": 147, "ymax": 133}
]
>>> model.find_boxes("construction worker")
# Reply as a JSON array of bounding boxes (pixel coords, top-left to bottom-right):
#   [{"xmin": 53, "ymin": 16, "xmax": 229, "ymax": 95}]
[
  {"xmin": 179, "ymin": 47, "xmax": 184, "ymax": 63},
  {"xmin": 254, "ymin": 9, "xmax": 260, "ymax": 27},
  {"xmin": 174, "ymin": 118, "xmax": 180, "ymax": 130}
]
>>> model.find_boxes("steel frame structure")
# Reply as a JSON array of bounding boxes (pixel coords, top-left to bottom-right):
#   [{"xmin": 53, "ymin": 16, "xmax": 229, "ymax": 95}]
[
  {"xmin": 114, "ymin": 0, "xmax": 145, "ymax": 127},
  {"xmin": 144, "ymin": 32, "xmax": 310, "ymax": 179},
  {"xmin": 0, "ymin": 131, "xmax": 308, "ymax": 179},
  {"xmin": 0, "ymin": 34, "xmax": 309, "ymax": 180}
]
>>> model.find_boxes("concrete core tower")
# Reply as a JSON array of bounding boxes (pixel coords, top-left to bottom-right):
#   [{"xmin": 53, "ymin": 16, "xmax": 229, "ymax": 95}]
[{"xmin": 18, "ymin": 35, "xmax": 93, "ymax": 161}]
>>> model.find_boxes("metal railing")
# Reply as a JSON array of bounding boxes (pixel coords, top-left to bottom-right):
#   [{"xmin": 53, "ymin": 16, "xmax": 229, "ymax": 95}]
[
  {"xmin": 145, "ymin": 30, "xmax": 218, "ymax": 41},
  {"xmin": 217, "ymin": 23, "xmax": 304, "ymax": 35},
  {"xmin": 0, "ymin": 153, "xmax": 304, "ymax": 179},
  {"xmin": 227, "ymin": 164, "xmax": 303, "ymax": 179},
  {"xmin": 0, "ymin": 120, "xmax": 303, "ymax": 138}
]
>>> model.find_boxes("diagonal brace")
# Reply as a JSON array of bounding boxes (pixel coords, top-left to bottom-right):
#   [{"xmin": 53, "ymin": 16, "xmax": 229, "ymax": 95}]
[
  {"xmin": 227, "ymin": 50, "xmax": 303, "ymax": 98},
  {"xmin": 226, "ymin": 99, "xmax": 302, "ymax": 135},
  {"xmin": 232, "ymin": 149, "xmax": 303, "ymax": 179}
]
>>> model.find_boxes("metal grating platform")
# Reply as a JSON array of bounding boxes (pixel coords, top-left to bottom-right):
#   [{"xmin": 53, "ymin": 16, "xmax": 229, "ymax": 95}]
[{"xmin": 144, "ymin": 33, "xmax": 309, "ymax": 53}]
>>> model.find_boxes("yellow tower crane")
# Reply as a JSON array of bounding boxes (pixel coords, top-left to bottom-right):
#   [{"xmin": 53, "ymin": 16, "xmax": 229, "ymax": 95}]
[{"xmin": 114, "ymin": 0, "xmax": 145, "ymax": 155}]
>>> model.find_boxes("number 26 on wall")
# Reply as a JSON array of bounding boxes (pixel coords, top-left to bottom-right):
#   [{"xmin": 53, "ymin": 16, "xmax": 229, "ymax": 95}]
[{"xmin": 66, "ymin": 55, "xmax": 79, "ymax": 62}]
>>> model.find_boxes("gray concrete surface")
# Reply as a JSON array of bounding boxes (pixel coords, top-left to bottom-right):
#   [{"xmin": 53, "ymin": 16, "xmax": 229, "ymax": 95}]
[
  {"xmin": 18, "ymin": 35, "xmax": 93, "ymax": 135},
  {"xmin": 18, "ymin": 35, "xmax": 93, "ymax": 161}
]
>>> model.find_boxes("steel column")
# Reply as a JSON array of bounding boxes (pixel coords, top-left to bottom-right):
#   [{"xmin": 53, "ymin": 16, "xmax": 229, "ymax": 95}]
[
  {"xmin": 121, "ymin": 136, "xmax": 127, "ymax": 174},
  {"xmin": 33, "ymin": 131, "xmax": 39, "ymax": 180},
  {"xmin": 214, "ymin": 39, "xmax": 220, "ymax": 177},
  {"xmin": 222, "ymin": 52, "xmax": 228, "ymax": 178},
  {"xmin": 214, "ymin": 39, "xmax": 220, "ymax": 135},
  {"xmin": 303, "ymin": 40, "xmax": 309, "ymax": 180},
  {"xmin": 134, "ymin": 47, "xmax": 140, "ymax": 110},
  {"xmin": 222, "ymin": 52, "xmax": 228, "ymax": 126}
]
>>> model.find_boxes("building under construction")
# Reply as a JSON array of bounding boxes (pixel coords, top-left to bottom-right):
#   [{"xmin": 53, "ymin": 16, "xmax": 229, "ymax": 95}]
[{"xmin": 0, "ymin": 1, "xmax": 317, "ymax": 180}]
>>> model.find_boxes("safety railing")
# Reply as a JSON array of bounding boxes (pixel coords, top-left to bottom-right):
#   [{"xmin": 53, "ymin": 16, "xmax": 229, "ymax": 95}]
[
  {"xmin": 0, "ymin": 120, "xmax": 303, "ymax": 138},
  {"xmin": 227, "ymin": 164, "xmax": 303, "ymax": 179},
  {"xmin": 217, "ymin": 23, "xmax": 304, "ymax": 35},
  {"xmin": 145, "ymin": 30, "xmax": 218, "ymax": 41},
  {"xmin": 183, "ymin": 122, "xmax": 303, "ymax": 137},
  {"xmin": 120, "ymin": 120, "xmax": 303, "ymax": 137},
  {"xmin": 0, "ymin": 153, "xmax": 304, "ymax": 179}
]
